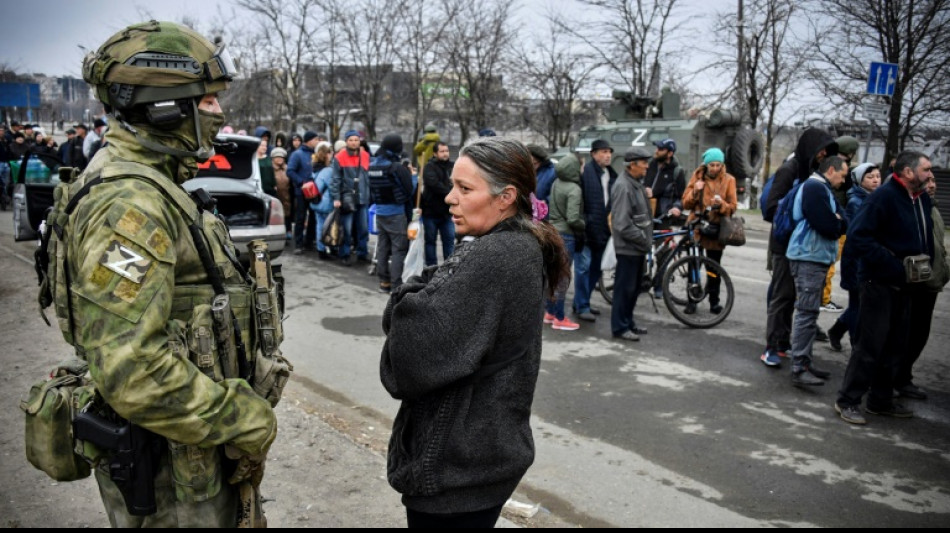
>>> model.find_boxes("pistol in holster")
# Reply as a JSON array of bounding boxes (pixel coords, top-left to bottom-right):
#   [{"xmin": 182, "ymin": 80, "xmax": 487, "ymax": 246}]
[{"xmin": 72, "ymin": 411, "xmax": 164, "ymax": 516}]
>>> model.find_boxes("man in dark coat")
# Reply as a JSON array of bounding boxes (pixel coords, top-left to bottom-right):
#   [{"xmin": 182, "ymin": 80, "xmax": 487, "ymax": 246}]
[
  {"xmin": 421, "ymin": 142, "xmax": 455, "ymax": 266},
  {"xmin": 574, "ymin": 139, "xmax": 617, "ymax": 322},
  {"xmin": 645, "ymin": 138, "xmax": 686, "ymax": 223},
  {"xmin": 760, "ymin": 128, "xmax": 838, "ymax": 367}
]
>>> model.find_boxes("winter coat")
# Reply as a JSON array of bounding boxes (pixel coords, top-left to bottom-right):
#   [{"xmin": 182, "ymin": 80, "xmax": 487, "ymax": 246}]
[
  {"xmin": 645, "ymin": 156, "xmax": 686, "ymax": 217},
  {"xmin": 258, "ymin": 156, "xmax": 276, "ymax": 197},
  {"xmin": 287, "ymin": 145, "xmax": 314, "ymax": 197},
  {"xmin": 413, "ymin": 132, "xmax": 440, "ymax": 169},
  {"xmin": 840, "ymin": 184, "xmax": 871, "ymax": 291},
  {"xmin": 421, "ymin": 157, "xmax": 453, "ymax": 218},
  {"xmin": 848, "ymin": 176, "xmax": 935, "ymax": 287},
  {"xmin": 927, "ymin": 206, "xmax": 949, "ymax": 292},
  {"xmin": 331, "ymin": 148, "xmax": 370, "ymax": 207},
  {"xmin": 764, "ymin": 128, "xmax": 837, "ymax": 254},
  {"xmin": 534, "ymin": 161, "xmax": 557, "ymax": 204},
  {"xmin": 380, "ymin": 217, "xmax": 543, "ymax": 514},
  {"xmin": 611, "ymin": 171, "xmax": 653, "ymax": 256},
  {"xmin": 682, "ymin": 165, "xmax": 738, "ymax": 252},
  {"xmin": 548, "ymin": 155, "xmax": 585, "ymax": 235},
  {"xmin": 274, "ymin": 161, "xmax": 292, "ymax": 216},
  {"xmin": 579, "ymin": 160, "xmax": 617, "ymax": 248},
  {"xmin": 311, "ymin": 166, "xmax": 335, "ymax": 214},
  {"xmin": 786, "ymin": 174, "xmax": 846, "ymax": 266}
]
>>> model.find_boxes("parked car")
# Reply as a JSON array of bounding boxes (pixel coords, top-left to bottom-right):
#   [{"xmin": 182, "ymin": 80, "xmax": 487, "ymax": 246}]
[
  {"xmin": 186, "ymin": 133, "xmax": 285, "ymax": 261},
  {"xmin": 13, "ymin": 134, "xmax": 285, "ymax": 262}
]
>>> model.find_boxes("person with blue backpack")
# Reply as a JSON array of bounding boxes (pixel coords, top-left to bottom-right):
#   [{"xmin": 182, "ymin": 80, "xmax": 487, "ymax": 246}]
[
  {"xmin": 760, "ymin": 128, "xmax": 838, "ymax": 367},
  {"xmin": 784, "ymin": 156, "xmax": 848, "ymax": 387}
]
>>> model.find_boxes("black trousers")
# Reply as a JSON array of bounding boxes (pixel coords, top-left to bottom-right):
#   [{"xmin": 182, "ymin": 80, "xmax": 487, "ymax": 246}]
[
  {"xmin": 895, "ymin": 289, "xmax": 938, "ymax": 389},
  {"xmin": 406, "ymin": 504, "xmax": 504, "ymax": 528},
  {"xmin": 294, "ymin": 194, "xmax": 316, "ymax": 248},
  {"xmin": 837, "ymin": 281, "xmax": 910, "ymax": 410},
  {"xmin": 611, "ymin": 253, "xmax": 644, "ymax": 336},
  {"xmin": 705, "ymin": 249, "xmax": 724, "ymax": 306},
  {"xmin": 765, "ymin": 254, "xmax": 795, "ymax": 351}
]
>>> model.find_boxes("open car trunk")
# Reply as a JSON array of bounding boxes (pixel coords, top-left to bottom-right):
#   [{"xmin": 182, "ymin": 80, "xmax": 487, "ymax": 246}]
[{"xmin": 214, "ymin": 193, "xmax": 267, "ymax": 227}]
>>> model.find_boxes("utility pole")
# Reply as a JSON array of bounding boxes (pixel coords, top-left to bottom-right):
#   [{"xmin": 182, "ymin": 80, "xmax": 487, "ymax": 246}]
[{"xmin": 736, "ymin": 0, "xmax": 748, "ymax": 125}]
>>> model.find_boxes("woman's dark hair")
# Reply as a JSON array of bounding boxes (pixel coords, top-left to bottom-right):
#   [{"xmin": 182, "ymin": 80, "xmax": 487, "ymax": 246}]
[
  {"xmin": 459, "ymin": 137, "xmax": 570, "ymax": 298},
  {"xmin": 274, "ymin": 131, "xmax": 288, "ymax": 148}
]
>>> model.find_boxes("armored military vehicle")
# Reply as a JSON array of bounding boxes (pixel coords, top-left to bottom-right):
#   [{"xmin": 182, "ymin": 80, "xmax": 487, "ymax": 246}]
[{"xmin": 575, "ymin": 88, "xmax": 765, "ymax": 199}]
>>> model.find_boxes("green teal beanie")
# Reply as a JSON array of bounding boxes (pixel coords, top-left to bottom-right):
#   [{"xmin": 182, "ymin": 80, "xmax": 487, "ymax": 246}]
[{"xmin": 703, "ymin": 148, "xmax": 725, "ymax": 165}]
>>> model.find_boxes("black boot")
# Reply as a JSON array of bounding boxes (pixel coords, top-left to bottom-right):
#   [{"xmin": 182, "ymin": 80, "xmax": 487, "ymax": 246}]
[{"xmin": 828, "ymin": 320, "xmax": 847, "ymax": 351}]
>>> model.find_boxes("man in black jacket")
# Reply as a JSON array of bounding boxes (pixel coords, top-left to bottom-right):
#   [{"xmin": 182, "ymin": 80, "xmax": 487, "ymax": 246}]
[
  {"xmin": 371, "ymin": 134, "xmax": 415, "ymax": 293},
  {"xmin": 421, "ymin": 142, "xmax": 455, "ymax": 266},
  {"xmin": 835, "ymin": 151, "xmax": 935, "ymax": 425},
  {"xmin": 646, "ymin": 138, "xmax": 686, "ymax": 222},
  {"xmin": 760, "ymin": 128, "xmax": 838, "ymax": 367},
  {"xmin": 574, "ymin": 139, "xmax": 617, "ymax": 322}
]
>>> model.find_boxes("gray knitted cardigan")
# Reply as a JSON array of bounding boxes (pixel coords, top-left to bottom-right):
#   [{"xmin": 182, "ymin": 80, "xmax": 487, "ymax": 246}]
[{"xmin": 380, "ymin": 218, "xmax": 544, "ymax": 513}]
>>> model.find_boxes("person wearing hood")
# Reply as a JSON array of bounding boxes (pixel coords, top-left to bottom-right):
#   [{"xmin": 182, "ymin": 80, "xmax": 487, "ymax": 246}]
[
  {"xmin": 760, "ymin": 128, "xmax": 838, "ymax": 367},
  {"xmin": 529, "ymin": 144, "xmax": 557, "ymax": 208},
  {"xmin": 828, "ymin": 163, "xmax": 881, "ymax": 351},
  {"xmin": 413, "ymin": 123, "xmax": 440, "ymax": 170},
  {"xmin": 254, "ymin": 125, "xmax": 272, "ymax": 155},
  {"xmin": 49, "ymin": 21, "xmax": 278, "ymax": 526},
  {"xmin": 331, "ymin": 129, "xmax": 371, "ymax": 265},
  {"xmin": 545, "ymin": 153, "xmax": 585, "ymax": 331},
  {"xmin": 370, "ymin": 134, "xmax": 415, "ymax": 292},
  {"xmin": 421, "ymin": 142, "xmax": 456, "ymax": 266}
]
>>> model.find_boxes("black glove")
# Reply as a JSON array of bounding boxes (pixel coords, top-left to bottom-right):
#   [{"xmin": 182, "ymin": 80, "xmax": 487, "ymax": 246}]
[{"xmin": 573, "ymin": 233, "xmax": 586, "ymax": 253}]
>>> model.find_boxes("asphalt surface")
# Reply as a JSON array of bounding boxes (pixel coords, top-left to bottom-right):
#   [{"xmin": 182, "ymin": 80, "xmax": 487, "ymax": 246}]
[{"xmin": 2, "ymin": 207, "xmax": 949, "ymax": 527}]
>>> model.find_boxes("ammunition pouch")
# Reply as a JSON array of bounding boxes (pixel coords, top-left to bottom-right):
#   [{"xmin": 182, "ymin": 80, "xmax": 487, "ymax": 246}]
[
  {"xmin": 247, "ymin": 240, "xmax": 292, "ymax": 407},
  {"xmin": 19, "ymin": 359, "xmax": 92, "ymax": 481},
  {"xmin": 168, "ymin": 440, "xmax": 223, "ymax": 503}
]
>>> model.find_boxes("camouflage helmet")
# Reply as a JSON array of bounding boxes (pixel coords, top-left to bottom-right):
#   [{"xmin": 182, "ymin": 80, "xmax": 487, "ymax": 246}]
[{"xmin": 82, "ymin": 20, "xmax": 235, "ymax": 110}]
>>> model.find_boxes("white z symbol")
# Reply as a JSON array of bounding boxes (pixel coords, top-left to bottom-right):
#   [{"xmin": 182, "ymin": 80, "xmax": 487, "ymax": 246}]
[{"xmin": 107, "ymin": 246, "xmax": 145, "ymax": 281}]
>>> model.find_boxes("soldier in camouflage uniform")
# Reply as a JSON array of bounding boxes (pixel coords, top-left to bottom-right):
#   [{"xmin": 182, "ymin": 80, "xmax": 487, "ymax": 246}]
[{"xmin": 44, "ymin": 21, "xmax": 281, "ymax": 527}]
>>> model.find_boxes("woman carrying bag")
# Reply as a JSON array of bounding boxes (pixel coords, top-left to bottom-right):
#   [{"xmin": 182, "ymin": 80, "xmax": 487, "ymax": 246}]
[{"xmin": 682, "ymin": 148, "xmax": 738, "ymax": 315}]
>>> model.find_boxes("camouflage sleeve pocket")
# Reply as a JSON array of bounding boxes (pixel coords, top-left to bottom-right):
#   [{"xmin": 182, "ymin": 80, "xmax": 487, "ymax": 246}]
[{"xmin": 73, "ymin": 202, "xmax": 176, "ymax": 325}]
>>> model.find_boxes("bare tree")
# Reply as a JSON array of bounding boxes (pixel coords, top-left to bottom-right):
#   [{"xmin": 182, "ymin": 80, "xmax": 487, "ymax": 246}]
[
  {"xmin": 553, "ymin": 0, "xmax": 684, "ymax": 96},
  {"xmin": 515, "ymin": 26, "xmax": 597, "ymax": 150},
  {"xmin": 444, "ymin": 0, "xmax": 514, "ymax": 144},
  {"xmin": 805, "ymin": 0, "xmax": 950, "ymax": 163},
  {"xmin": 392, "ymin": 0, "xmax": 463, "ymax": 142},
  {"xmin": 235, "ymin": 0, "xmax": 320, "ymax": 133}
]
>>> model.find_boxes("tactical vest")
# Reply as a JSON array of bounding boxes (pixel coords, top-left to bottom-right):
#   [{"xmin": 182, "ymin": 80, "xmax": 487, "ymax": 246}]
[
  {"xmin": 368, "ymin": 156, "xmax": 408, "ymax": 206},
  {"xmin": 34, "ymin": 161, "xmax": 291, "ymax": 503}
]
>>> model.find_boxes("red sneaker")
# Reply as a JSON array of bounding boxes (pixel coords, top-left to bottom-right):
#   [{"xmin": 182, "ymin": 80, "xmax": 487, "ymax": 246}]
[
  {"xmin": 552, "ymin": 317, "xmax": 581, "ymax": 331},
  {"xmin": 543, "ymin": 312, "xmax": 556, "ymax": 324}
]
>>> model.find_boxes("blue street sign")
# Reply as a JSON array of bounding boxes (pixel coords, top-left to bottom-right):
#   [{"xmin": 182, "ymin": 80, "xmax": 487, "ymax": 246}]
[{"xmin": 867, "ymin": 62, "xmax": 898, "ymax": 97}]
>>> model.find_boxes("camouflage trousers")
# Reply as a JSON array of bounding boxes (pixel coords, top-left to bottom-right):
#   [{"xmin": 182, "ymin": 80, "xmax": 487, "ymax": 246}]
[{"xmin": 95, "ymin": 452, "xmax": 237, "ymax": 528}]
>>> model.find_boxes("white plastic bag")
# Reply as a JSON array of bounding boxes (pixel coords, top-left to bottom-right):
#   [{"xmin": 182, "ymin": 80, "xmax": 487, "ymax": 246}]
[
  {"xmin": 601, "ymin": 236, "xmax": 617, "ymax": 271},
  {"xmin": 401, "ymin": 222, "xmax": 426, "ymax": 283}
]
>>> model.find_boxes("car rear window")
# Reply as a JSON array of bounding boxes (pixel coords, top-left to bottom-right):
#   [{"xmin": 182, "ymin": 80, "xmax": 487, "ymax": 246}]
[{"xmin": 196, "ymin": 142, "xmax": 255, "ymax": 179}]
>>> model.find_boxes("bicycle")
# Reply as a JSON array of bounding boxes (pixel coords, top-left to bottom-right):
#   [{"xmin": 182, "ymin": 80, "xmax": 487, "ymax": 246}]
[{"xmin": 597, "ymin": 213, "xmax": 734, "ymax": 328}]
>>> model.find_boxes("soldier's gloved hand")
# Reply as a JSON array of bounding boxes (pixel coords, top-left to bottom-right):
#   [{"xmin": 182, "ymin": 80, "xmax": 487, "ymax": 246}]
[{"xmin": 225, "ymin": 444, "xmax": 266, "ymax": 487}]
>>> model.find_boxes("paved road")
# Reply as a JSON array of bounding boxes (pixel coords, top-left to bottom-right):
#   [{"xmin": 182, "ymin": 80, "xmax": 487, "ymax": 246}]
[{"xmin": 4, "ymin": 208, "xmax": 949, "ymax": 527}]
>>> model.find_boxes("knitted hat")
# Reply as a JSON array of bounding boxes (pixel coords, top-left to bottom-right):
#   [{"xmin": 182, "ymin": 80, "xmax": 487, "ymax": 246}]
[
  {"xmin": 334, "ymin": 140, "xmax": 346, "ymax": 152},
  {"xmin": 851, "ymin": 162, "xmax": 879, "ymax": 185},
  {"xmin": 344, "ymin": 129, "xmax": 360, "ymax": 140},
  {"xmin": 270, "ymin": 147, "xmax": 287, "ymax": 160},
  {"xmin": 478, "ymin": 128, "xmax": 496, "ymax": 137},
  {"xmin": 703, "ymin": 148, "xmax": 725, "ymax": 165},
  {"xmin": 303, "ymin": 131, "xmax": 318, "ymax": 143}
]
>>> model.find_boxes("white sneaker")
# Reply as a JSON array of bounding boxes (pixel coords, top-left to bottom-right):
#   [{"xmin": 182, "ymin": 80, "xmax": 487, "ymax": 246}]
[{"xmin": 820, "ymin": 302, "xmax": 844, "ymax": 312}]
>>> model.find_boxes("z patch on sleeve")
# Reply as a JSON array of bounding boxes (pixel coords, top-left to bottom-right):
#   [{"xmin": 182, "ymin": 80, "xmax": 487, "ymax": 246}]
[{"xmin": 99, "ymin": 240, "xmax": 151, "ymax": 284}]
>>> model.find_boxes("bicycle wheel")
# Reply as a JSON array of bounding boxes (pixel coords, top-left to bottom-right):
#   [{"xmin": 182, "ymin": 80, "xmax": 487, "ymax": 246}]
[
  {"xmin": 662, "ymin": 255, "xmax": 734, "ymax": 328},
  {"xmin": 598, "ymin": 267, "xmax": 615, "ymax": 304},
  {"xmin": 655, "ymin": 244, "xmax": 688, "ymax": 305}
]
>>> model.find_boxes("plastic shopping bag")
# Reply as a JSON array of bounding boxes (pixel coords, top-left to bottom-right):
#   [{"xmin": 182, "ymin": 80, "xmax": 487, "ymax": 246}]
[
  {"xmin": 601, "ymin": 237, "xmax": 617, "ymax": 271},
  {"xmin": 321, "ymin": 208, "xmax": 343, "ymax": 248},
  {"xmin": 401, "ymin": 222, "xmax": 426, "ymax": 283}
]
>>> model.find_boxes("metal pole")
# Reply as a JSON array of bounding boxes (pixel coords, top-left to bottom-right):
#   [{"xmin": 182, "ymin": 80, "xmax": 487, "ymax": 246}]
[{"xmin": 863, "ymin": 118, "xmax": 874, "ymax": 163}]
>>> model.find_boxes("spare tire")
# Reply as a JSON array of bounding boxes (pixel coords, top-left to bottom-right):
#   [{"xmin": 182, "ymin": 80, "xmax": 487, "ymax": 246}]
[{"xmin": 729, "ymin": 127, "xmax": 765, "ymax": 181}]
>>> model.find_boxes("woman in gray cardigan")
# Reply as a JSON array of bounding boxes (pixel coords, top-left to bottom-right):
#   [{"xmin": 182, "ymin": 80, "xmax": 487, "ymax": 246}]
[{"xmin": 380, "ymin": 137, "xmax": 569, "ymax": 528}]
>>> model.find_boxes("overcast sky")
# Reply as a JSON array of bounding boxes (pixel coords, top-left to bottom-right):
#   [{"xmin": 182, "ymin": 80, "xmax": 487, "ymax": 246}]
[{"xmin": 2, "ymin": 0, "xmax": 735, "ymax": 79}]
